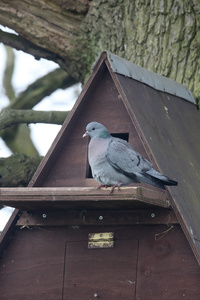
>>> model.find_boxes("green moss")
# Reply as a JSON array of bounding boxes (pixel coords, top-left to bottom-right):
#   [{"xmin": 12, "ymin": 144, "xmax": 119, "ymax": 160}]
[
  {"xmin": 72, "ymin": 0, "xmax": 200, "ymax": 102},
  {"xmin": 0, "ymin": 154, "xmax": 42, "ymax": 187}
]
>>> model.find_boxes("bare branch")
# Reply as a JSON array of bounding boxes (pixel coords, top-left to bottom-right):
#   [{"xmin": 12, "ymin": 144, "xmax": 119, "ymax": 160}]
[
  {"xmin": 8, "ymin": 68, "xmax": 78, "ymax": 109},
  {"xmin": 0, "ymin": 29, "xmax": 64, "ymax": 64},
  {"xmin": 0, "ymin": 124, "xmax": 39, "ymax": 156},
  {"xmin": 3, "ymin": 46, "xmax": 15, "ymax": 101},
  {"xmin": 0, "ymin": 109, "xmax": 68, "ymax": 130}
]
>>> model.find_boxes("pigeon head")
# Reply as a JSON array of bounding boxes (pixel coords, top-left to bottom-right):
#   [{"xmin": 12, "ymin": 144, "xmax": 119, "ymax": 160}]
[{"xmin": 83, "ymin": 122, "xmax": 111, "ymax": 139}]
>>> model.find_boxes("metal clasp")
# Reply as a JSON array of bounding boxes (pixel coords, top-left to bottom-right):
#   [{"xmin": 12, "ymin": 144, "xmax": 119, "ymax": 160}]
[{"xmin": 88, "ymin": 232, "xmax": 114, "ymax": 249}]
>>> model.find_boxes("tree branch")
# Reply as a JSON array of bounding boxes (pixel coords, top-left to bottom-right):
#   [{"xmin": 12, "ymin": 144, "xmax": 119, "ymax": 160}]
[
  {"xmin": 0, "ymin": 29, "xmax": 64, "ymax": 64},
  {"xmin": 3, "ymin": 46, "xmax": 15, "ymax": 101},
  {"xmin": 0, "ymin": 154, "xmax": 42, "ymax": 187},
  {"xmin": 0, "ymin": 109, "xmax": 68, "ymax": 130},
  {"xmin": 0, "ymin": 1, "xmax": 91, "ymax": 81},
  {"xmin": 0, "ymin": 49, "xmax": 78, "ymax": 156},
  {"xmin": 8, "ymin": 68, "xmax": 78, "ymax": 109}
]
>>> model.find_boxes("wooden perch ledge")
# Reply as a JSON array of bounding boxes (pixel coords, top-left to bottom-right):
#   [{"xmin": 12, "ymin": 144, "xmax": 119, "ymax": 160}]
[{"xmin": 0, "ymin": 186, "xmax": 170, "ymax": 210}]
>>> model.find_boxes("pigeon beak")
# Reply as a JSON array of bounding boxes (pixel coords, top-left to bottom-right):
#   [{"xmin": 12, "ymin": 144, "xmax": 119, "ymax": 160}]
[{"xmin": 82, "ymin": 131, "xmax": 88, "ymax": 138}]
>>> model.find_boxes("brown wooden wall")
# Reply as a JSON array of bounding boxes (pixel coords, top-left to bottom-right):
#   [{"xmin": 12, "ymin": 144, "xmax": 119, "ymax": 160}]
[
  {"xmin": 1, "ymin": 224, "xmax": 200, "ymax": 300},
  {"xmin": 34, "ymin": 63, "xmax": 149, "ymax": 188}
]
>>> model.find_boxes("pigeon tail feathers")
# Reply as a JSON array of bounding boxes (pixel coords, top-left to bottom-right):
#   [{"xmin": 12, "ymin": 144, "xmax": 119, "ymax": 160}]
[
  {"xmin": 136, "ymin": 173, "xmax": 166, "ymax": 189},
  {"xmin": 146, "ymin": 169, "xmax": 178, "ymax": 187}
]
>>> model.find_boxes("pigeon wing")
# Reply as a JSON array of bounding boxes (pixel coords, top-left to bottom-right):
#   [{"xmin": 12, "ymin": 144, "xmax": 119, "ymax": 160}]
[{"xmin": 106, "ymin": 138, "xmax": 152, "ymax": 179}]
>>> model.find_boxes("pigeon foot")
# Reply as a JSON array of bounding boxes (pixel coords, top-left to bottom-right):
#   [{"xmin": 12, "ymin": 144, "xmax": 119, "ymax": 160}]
[
  {"xmin": 97, "ymin": 184, "xmax": 108, "ymax": 190},
  {"xmin": 110, "ymin": 182, "xmax": 122, "ymax": 194}
]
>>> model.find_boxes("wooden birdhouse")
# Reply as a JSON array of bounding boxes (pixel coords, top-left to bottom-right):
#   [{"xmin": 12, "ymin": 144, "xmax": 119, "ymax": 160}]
[{"xmin": 1, "ymin": 51, "xmax": 200, "ymax": 300}]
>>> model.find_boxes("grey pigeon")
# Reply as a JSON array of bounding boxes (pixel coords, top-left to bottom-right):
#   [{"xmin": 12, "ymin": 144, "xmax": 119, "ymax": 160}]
[{"xmin": 83, "ymin": 122, "xmax": 178, "ymax": 191}]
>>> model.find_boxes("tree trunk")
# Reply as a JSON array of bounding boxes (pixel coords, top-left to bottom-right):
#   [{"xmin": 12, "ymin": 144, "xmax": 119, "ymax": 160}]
[
  {"xmin": 0, "ymin": 1, "xmax": 199, "ymax": 100},
  {"xmin": 82, "ymin": 0, "xmax": 200, "ymax": 102},
  {"xmin": 0, "ymin": 0, "xmax": 92, "ymax": 81}
]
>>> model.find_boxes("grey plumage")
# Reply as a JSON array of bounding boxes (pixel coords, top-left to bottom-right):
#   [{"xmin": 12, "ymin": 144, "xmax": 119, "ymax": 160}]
[{"xmin": 83, "ymin": 122, "xmax": 178, "ymax": 190}]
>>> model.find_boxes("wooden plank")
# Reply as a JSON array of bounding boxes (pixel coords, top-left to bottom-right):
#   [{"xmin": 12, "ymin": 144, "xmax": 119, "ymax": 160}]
[
  {"xmin": 29, "ymin": 62, "xmax": 149, "ymax": 189},
  {"xmin": 1, "ymin": 225, "xmax": 200, "ymax": 299},
  {"xmin": 0, "ymin": 209, "xmax": 21, "ymax": 257},
  {"xmin": 0, "ymin": 186, "xmax": 165, "ymax": 197},
  {"xmin": 17, "ymin": 208, "xmax": 178, "ymax": 227},
  {"xmin": 116, "ymin": 74, "xmax": 200, "ymax": 266},
  {"xmin": 0, "ymin": 225, "xmax": 65, "ymax": 300},
  {"xmin": 28, "ymin": 56, "xmax": 108, "ymax": 188},
  {"xmin": 63, "ymin": 239, "xmax": 138, "ymax": 299},
  {"xmin": 0, "ymin": 187, "xmax": 170, "ymax": 210},
  {"xmin": 136, "ymin": 225, "xmax": 200, "ymax": 299}
]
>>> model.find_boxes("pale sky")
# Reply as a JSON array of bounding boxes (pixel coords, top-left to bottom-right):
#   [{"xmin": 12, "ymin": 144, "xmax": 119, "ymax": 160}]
[{"xmin": 0, "ymin": 44, "xmax": 81, "ymax": 231}]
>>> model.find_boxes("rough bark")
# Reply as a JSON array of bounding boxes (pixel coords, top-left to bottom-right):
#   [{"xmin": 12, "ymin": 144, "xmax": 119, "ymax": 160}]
[
  {"xmin": 0, "ymin": 154, "xmax": 42, "ymax": 187},
  {"xmin": 0, "ymin": 0, "xmax": 199, "ymax": 100},
  {"xmin": 82, "ymin": 0, "xmax": 200, "ymax": 102},
  {"xmin": 0, "ymin": 0, "xmax": 92, "ymax": 81},
  {"xmin": 0, "ymin": 154, "xmax": 42, "ymax": 208}
]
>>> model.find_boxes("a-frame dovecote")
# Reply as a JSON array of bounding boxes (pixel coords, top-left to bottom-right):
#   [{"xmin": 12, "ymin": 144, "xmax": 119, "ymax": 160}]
[{"xmin": 1, "ymin": 51, "xmax": 200, "ymax": 300}]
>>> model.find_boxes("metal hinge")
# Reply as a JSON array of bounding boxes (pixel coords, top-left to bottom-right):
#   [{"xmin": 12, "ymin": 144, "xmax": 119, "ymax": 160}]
[{"xmin": 88, "ymin": 232, "xmax": 114, "ymax": 249}]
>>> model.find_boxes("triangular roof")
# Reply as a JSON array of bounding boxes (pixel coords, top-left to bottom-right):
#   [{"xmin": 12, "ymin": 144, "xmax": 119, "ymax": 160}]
[{"xmin": 1, "ymin": 51, "xmax": 200, "ymax": 265}]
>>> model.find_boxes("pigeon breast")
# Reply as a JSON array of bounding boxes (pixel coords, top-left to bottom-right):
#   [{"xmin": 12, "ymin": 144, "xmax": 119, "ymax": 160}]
[{"xmin": 88, "ymin": 137, "xmax": 133, "ymax": 186}]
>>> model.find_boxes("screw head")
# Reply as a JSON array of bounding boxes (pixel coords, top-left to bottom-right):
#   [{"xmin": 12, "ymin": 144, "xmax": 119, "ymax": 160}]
[{"xmin": 99, "ymin": 216, "xmax": 103, "ymax": 220}]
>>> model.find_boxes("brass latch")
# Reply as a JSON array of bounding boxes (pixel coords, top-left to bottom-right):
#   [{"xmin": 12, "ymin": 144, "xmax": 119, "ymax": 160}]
[{"xmin": 88, "ymin": 232, "xmax": 114, "ymax": 249}]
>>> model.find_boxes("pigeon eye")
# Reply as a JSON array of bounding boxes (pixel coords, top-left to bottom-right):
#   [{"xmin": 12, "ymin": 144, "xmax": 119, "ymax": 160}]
[{"xmin": 92, "ymin": 127, "xmax": 95, "ymax": 131}]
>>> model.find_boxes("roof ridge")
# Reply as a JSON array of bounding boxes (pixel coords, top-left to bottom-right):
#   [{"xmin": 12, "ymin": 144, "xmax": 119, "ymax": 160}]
[{"xmin": 94, "ymin": 51, "xmax": 196, "ymax": 104}]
